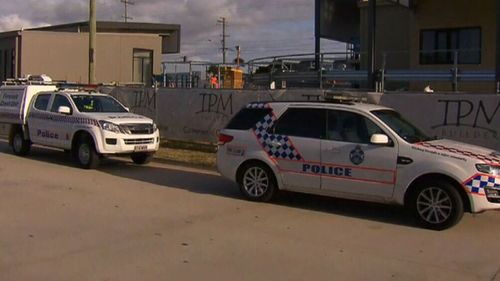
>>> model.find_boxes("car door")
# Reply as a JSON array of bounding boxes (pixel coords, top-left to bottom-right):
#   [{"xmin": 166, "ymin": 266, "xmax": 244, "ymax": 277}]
[
  {"xmin": 48, "ymin": 94, "xmax": 74, "ymax": 148},
  {"xmin": 28, "ymin": 93, "xmax": 53, "ymax": 146},
  {"xmin": 320, "ymin": 109, "xmax": 398, "ymax": 199},
  {"xmin": 269, "ymin": 107, "xmax": 326, "ymax": 190}
]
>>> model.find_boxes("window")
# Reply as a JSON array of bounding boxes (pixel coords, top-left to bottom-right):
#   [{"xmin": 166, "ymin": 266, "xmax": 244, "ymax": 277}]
[
  {"xmin": 71, "ymin": 95, "xmax": 127, "ymax": 113},
  {"xmin": 133, "ymin": 49, "xmax": 153, "ymax": 86},
  {"xmin": 372, "ymin": 110, "xmax": 431, "ymax": 143},
  {"xmin": 328, "ymin": 110, "xmax": 384, "ymax": 144},
  {"xmin": 420, "ymin": 27, "xmax": 481, "ymax": 64},
  {"xmin": 51, "ymin": 95, "xmax": 72, "ymax": 113},
  {"xmin": 273, "ymin": 108, "xmax": 326, "ymax": 139},
  {"xmin": 34, "ymin": 94, "xmax": 51, "ymax": 111},
  {"xmin": 226, "ymin": 108, "xmax": 272, "ymax": 130}
]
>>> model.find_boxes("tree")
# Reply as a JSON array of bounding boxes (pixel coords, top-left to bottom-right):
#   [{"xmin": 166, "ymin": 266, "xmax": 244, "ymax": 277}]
[
  {"xmin": 207, "ymin": 65, "xmax": 219, "ymax": 75},
  {"xmin": 233, "ymin": 57, "xmax": 245, "ymax": 64}
]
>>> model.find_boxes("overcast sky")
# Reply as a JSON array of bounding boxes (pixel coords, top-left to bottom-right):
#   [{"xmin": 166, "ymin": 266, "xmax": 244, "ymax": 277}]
[{"xmin": 0, "ymin": 0, "xmax": 344, "ymax": 63}]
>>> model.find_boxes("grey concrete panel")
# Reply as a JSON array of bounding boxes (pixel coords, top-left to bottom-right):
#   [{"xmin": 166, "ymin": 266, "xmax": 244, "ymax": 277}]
[{"xmin": 107, "ymin": 87, "xmax": 499, "ymax": 150}]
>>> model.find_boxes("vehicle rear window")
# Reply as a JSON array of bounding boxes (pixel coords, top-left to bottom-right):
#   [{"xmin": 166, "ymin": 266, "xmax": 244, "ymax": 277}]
[
  {"xmin": 273, "ymin": 108, "xmax": 326, "ymax": 139},
  {"xmin": 51, "ymin": 95, "xmax": 72, "ymax": 113},
  {"xmin": 225, "ymin": 108, "xmax": 272, "ymax": 130},
  {"xmin": 34, "ymin": 94, "xmax": 51, "ymax": 111}
]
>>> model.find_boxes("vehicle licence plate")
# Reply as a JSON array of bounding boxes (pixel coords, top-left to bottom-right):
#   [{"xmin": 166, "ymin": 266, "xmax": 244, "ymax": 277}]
[{"xmin": 134, "ymin": 145, "xmax": 148, "ymax": 152}]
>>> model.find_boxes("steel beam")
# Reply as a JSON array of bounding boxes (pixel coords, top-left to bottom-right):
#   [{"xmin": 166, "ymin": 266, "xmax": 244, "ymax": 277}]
[
  {"xmin": 496, "ymin": 0, "xmax": 500, "ymax": 93},
  {"xmin": 367, "ymin": 0, "xmax": 376, "ymax": 90},
  {"xmin": 315, "ymin": 0, "xmax": 321, "ymax": 71}
]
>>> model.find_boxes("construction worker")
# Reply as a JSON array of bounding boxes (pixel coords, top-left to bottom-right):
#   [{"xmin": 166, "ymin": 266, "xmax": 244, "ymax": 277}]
[
  {"xmin": 210, "ymin": 75, "xmax": 218, "ymax": 89},
  {"xmin": 83, "ymin": 98, "xmax": 95, "ymax": 111}
]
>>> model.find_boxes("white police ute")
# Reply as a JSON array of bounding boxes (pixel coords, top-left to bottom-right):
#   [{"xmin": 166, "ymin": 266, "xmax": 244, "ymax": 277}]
[
  {"xmin": 216, "ymin": 101, "xmax": 500, "ymax": 230},
  {"xmin": 0, "ymin": 81, "xmax": 159, "ymax": 169}
]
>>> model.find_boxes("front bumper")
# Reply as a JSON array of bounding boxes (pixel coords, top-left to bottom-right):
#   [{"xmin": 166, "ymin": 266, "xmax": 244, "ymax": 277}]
[
  {"xmin": 97, "ymin": 130, "xmax": 160, "ymax": 154},
  {"xmin": 465, "ymin": 174, "xmax": 500, "ymax": 212}
]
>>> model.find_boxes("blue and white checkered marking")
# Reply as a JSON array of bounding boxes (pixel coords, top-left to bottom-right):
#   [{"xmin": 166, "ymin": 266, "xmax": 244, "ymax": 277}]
[
  {"xmin": 246, "ymin": 102, "xmax": 268, "ymax": 109},
  {"xmin": 464, "ymin": 174, "xmax": 500, "ymax": 194},
  {"xmin": 253, "ymin": 113, "xmax": 302, "ymax": 161}
]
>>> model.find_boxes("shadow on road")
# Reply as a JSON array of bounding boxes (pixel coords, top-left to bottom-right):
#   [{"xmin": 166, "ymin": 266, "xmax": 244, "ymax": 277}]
[{"xmin": 0, "ymin": 141, "xmax": 415, "ymax": 228}]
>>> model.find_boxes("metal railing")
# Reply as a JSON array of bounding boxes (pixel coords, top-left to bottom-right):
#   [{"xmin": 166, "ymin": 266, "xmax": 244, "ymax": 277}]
[
  {"xmin": 160, "ymin": 49, "xmax": 496, "ymax": 92},
  {"xmin": 245, "ymin": 50, "xmax": 496, "ymax": 92}
]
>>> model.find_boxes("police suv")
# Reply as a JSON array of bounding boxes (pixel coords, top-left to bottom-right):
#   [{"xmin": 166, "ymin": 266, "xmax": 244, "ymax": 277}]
[
  {"xmin": 217, "ymin": 100, "xmax": 500, "ymax": 230},
  {"xmin": 0, "ymin": 78, "xmax": 159, "ymax": 169}
]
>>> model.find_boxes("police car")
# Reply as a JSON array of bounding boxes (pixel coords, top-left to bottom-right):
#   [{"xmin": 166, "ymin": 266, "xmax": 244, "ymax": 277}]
[
  {"xmin": 0, "ymin": 80, "xmax": 159, "ymax": 169},
  {"xmin": 216, "ymin": 100, "xmax": 500, "ymax": 230}
]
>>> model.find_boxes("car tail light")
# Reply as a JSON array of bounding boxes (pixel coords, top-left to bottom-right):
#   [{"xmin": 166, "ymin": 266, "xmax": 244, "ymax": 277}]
[{"xmin": 218, "ymin": 133, "xmax": 234, "ymax": 145}]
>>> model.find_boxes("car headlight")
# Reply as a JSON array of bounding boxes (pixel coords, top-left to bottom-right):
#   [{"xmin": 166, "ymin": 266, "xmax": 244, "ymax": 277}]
[
  {"xmin": 476, "ymin": 164, "xmax": 500, "ymax": 176},
  {"xmin": 99, "ymin": 121, "xmax": 122, "ymax": 134}
]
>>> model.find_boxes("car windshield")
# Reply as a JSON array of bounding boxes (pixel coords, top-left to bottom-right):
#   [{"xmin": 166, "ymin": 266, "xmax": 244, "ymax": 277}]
[
  {"xmin": 71, "ymin": 95, "xmax": 127, "ymax": 113},
  {"xmin": 371, "ymin": 110, "xmax": 433, "ymax": 143}
]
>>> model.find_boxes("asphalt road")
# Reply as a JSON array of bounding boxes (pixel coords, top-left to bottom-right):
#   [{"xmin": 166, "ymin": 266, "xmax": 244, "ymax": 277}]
[{"xmin": 1, "ymin": 141, "xmax": 499, "ymax": 281}]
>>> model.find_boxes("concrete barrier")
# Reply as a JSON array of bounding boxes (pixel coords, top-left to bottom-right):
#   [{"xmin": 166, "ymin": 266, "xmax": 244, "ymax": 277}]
[
  {"xmin": 155, "ymin": 88, "xmax": 324, "ymax": 143},
  {"xmin": 380, "ymin": 93, "xmax": 499, "ymax": 150},
  {"xmin": 101, "ymin": 86, "xmax": 156, "ymax": 120},
  {"xmin": 107, "ymin": 87, "xmax": 499, "ymax": 151}
]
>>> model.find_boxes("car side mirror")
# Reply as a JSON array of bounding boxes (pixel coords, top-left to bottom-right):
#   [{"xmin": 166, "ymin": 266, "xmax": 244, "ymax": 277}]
[
  {"xmin": 58, "ymin": 106, "xmax": 72, "ymax": 115},
  {"xmin": 370, "ymin": 134, "xmax": 390, "ymax": 145},
  {"xmin": 124, "ymin": 107, "xmax": 130, "ymax": 112}
]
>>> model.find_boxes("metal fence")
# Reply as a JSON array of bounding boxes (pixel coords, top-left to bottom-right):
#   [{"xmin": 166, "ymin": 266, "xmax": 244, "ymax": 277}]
[
  {"xmin": 246, "ymin": 50, "xmax": 496, "ymax": 92},
  {"xmin": 160, "ymin": 49, "xmax": 497, "ymax": 92}
]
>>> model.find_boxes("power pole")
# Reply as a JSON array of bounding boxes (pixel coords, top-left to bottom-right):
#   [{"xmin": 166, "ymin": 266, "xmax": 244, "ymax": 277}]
[
  {"xmin": 121, "ymin": 0, "xmax": 134, "ymax": 22},
  {"xmin": 217, "ymin": 17, "xmax": 229, "ymax": 64},
  {"xmin": 89, "ymin": 0, "xmax": 96, "ymax": 84},
  {"xmin": 314, "ymin": 0, "xmax": 321, "ymax": 71},
  {"xmin": 236, "ymin": 45, "xmax": 241, "ymax": 68}
]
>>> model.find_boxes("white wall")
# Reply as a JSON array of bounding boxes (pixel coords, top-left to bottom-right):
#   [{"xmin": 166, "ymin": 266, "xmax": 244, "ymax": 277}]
[{"xmin": 103, "ymin": 87, "xmax": 500, "ymax": 151}]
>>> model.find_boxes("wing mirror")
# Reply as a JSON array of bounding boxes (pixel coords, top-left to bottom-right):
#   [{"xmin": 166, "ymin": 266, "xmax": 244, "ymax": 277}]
[
  {"xmin": 124, "ymin": 107, "xmax": 130, "ymax": 112},
  {"xmin": 370, "ymin": 134, "xmax": 390, "ymax": 145},
  {"xmin": 58, "ymin": 106, "xmax": 72, "ymax": 115}
]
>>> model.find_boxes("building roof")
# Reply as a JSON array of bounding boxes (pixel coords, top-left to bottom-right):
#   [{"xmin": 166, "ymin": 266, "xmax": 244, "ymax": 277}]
[
  {"xmin": 27, "ymin": 21, "xmax": 180, "ymax": 35},
  {"xmin": 0, "ymin": 21, "xmax": 180, "ymax": 38}
]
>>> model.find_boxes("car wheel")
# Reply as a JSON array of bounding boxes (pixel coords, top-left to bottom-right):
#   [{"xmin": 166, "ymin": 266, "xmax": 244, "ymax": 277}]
[
  {"xmin": 75, "ymin": 137, "xmax": 100, "ymax": 169},
  {"xmin": 11, "ymin": 130, "xmax": 30, "ymax": 156},
  {"xmin": 131, "ymin": 153, "xmax": 153, "ymax": 165},
  {"xmin": 238, "ymin": 163, "xmax": 277, "ymax": 202},
  {"xmin": 410, "ymin": 180, "xmax": 464, "ymax": 230}
]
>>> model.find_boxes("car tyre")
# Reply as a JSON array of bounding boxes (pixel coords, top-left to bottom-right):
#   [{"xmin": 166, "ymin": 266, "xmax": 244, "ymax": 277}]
[
  {"xmin": 409, "ymin": 180, "xmax": 464, "ymax": 230},
  {"xmin": 238, "ymin": 163, "xmax": 277, "ymax": 202},
  {"xmin": 11, "ymin": 129, "xmax": 31, "ymax": 156},
  {"xmin": 75, "ymin": 136, "xmax": 100, "ymax": 169},
  {"xmin": 131, "ymin": 153, "xmax": 154, "ymax": 165}
]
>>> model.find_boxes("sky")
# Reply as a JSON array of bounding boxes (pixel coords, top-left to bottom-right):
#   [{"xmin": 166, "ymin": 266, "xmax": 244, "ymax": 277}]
[{"xmin": 0, "ymin": 0, "xmax": 345, "ymax": 63}]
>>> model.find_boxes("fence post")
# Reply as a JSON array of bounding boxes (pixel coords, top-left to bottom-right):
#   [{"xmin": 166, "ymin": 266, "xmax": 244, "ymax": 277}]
[
  {"xmin": 270, "ymin": 57, "xmax": 276, "ymax": 89},
  {"xmin": 319, "ymin": 53, "xmax": 324, "ymax": 89},
  {"xmin": 381, "ymin": 52, "xmax": 386, "ymax": 92},
  {"xmin": 248, "ymin": 62, "xmax": 252, "ymax": 86},
  {"xmin": 162, "ymin": 62, "xmax": 166, "ymax": 87},
  {"xmin": 217, "ymin": 64, "xmax": 221, "ymax": 89},
  {"xmin": 452, "ymin": 51, "xmax": 459, "ymax": 92},
  {"xmin": 188, "ymin": 61, "xmax": 192, "ymax": 88}
]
